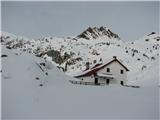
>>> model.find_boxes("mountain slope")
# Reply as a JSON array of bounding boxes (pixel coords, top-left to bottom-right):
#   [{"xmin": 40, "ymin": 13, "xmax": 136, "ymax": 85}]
[
  {"xmin": 1, "ymin": 45, "xmax": 71, "ymax": 85},
  {"xmin": 1, "ymin": 29, "xmax": 159, "ymax": 119},
  {"xmin": 1, "ymin": 45, "xmax": 159, "ymax": 119},
  {"xmin": 1, "ymin": 29, "xmax": 159, "ymax": 82},
  {"xmin": 77, "ymin": 26, "xmax": 120, "ymax": 40}
]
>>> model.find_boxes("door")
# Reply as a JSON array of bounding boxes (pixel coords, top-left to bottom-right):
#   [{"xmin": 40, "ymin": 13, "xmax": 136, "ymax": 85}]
[
  {"xmin": 106, "ymin": 79, "xmax": 110, "ymax": 85},
  {"xmin": 95, "ymin": 78, "xmax": 98, "ymax": 84}
]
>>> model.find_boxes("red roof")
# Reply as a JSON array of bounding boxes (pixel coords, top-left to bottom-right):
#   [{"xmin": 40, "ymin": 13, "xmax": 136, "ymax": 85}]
[{"xmin": 74, "ymin": 58, "xmax": 129, "ymax": 78}]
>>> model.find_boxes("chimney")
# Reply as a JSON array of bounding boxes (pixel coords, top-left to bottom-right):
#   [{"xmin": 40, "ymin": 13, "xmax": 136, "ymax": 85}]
[
  {"xmin": 85, "ymin": 62, "xmax": 90, "ymax": 70},
  {"xmin": 113, "ymin": 56, "xmax": 117, "ymax": 59}
]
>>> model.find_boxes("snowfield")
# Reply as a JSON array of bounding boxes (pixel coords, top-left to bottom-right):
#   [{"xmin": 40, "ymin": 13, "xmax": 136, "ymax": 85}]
[
  {"xmin": 1, "ymin": 29, "xmax": 160, "ymax": 119},
  {"xmin": 1, "ymin": 45, "xmax": 159, "ymax": 119}
]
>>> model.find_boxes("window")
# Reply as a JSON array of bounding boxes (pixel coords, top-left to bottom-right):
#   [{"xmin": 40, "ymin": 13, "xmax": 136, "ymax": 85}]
[
  {"xmin": 106, "ymin": 79, "xmax": 110, "ymax": 85},
  {"xmin": 121, "ymin": 81, "xmax": 124, "ymax": 85},
  {"xmin": 120, "ymin": 69, "xmax": 124, "ymax": 74},
  {"xmin": 107, "ymin": 68, "xmax": 110, "ymax": 72},
  {"xmin": 95, "ymin": 78, "xmax": 98, "ymax": 84}
]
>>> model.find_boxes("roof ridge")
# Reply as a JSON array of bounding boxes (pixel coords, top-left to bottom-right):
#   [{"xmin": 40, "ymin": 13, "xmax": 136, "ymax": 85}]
[{"xmin": 74, "ymin": 57, "xmax": 129, "ymax": 78}]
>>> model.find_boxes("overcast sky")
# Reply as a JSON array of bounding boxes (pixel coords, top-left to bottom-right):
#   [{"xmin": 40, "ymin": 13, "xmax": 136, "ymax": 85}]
[{"xmin": 1, "ymin": 1, "xmax": 159, "ymax": 41}]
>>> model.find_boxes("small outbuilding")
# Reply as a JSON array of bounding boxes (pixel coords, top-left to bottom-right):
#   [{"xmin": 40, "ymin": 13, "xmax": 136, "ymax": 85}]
[{"xmin": 73, "ymin": 56, "xmax": 129, "ymax": 85}]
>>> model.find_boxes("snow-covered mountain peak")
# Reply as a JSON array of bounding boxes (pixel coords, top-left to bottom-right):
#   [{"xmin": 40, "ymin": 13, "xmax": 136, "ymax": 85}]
[
  {"xmin": 134, "ymin": 32, "xmax": 160, "ymax": 44},
  {"xmin": 77, "ymin": 26, "xmax": 120, "ymax": 40},
  {"xmin": 1, "ymin": 31, "xmax": 17, "ymax": 42},
  {"xmin": 147, "ymin": 32, "xmax": 157, "ymax": 36},
  {"xmin": 1, "ymin": 30, "xmax": 159, "ymax": 76},
  {"xmin": 1, "ymin": 31, "xmax": 32, "ymax": 44}
]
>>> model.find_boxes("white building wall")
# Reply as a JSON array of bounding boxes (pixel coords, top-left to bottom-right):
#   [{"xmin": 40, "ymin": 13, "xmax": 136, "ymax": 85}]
[
  {"xmin": 97, "ymin": 77, "xmax": 117, "ymax": 84},
  {"xmin": 97, "ymin": 78, "xmax": 106, "ymax": 84},
  {"xmin": 97, "ymin": 61, "xmax": 127, "ymax": 85},
  {"xmin": 79, "ymin": 76, "xmax": 95, "ymax": 83}
]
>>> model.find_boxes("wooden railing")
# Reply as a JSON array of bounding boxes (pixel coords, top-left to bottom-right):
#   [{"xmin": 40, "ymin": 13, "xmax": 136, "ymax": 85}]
[
  {"xmin": 123, "ymin": 85, "xmax": 140, "ymax": 88},
  {"xmin": 69, "ymin": 80, "xmax": 105, "ymax": 86},
  {"xmin": 69, "ymin": 80, "xmax": 140, "ymax": 88}
]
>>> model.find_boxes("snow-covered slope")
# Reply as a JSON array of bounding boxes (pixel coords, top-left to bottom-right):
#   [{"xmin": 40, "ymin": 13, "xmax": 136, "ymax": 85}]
[
  {"xmin": 1, "ymin": 45, "xmax": 71, "ymax": 85},
  {"xmin": 1, "ymin": 28, "xmax": 159, "ymax": 78},
  {"xmin": 1, "ymin": 45, "xmax": 159, "ymax": 119},
  {"xmin": 1, "ymin": 28, "xmax": 159, "ymax": 119},
  {"xmin": 77, "ymin": 26, "xmax": 120, "ymax": 40},
  {"xmin": 1, "ymin": 45, "xmax": 74, "ymax": 118}
]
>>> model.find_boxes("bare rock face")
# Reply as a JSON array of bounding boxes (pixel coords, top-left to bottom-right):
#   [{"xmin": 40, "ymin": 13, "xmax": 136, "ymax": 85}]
[{"xmin": 77, "ymin": 26, "xmax": 120, "ymax": 40}]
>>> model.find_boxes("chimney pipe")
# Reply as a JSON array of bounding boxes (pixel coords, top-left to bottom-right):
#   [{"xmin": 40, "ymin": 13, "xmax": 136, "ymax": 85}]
[
  {"xmin": 113, "ymin": 56, "xmax": 117, "ymax": 59},
  {"xmin": 85, "ymin": 62, "xmax": 90, "ymax": 70}
]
